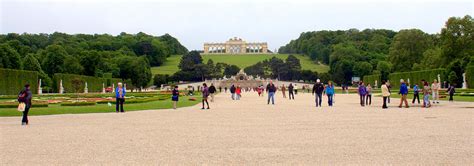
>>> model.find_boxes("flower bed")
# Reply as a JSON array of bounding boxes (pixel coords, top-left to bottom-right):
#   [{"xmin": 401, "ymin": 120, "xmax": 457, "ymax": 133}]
[{"xmin": 60, "ymin": 102, "xmax": 97, "ymax": 106}]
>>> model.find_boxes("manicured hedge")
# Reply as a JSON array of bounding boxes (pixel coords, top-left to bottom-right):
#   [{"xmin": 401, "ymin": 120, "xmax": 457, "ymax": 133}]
[
  {"xmin": 388, "ymin": 68, "xmax": 445, "ymax": 89},
  {"xmin": 0, "ymin": 68, "xmax": 38, "ymax": 95},
  {"xmin": 53, "ymin": 73, "xmax": 122, "ymax": 93},
  {"xmin": 60, "ymin": 102, "xmax": 96, "ymax": 106},
  {"xmin": 0, "ymin": 103, "xmax": 48, "ymax": 108},
  {"xmin": 466, "ymin": 66, "xmax": 474, "ymax": 89},
  {"xmin": 363, "ymin": 74, "xmax": 381, "ymax": 88}
]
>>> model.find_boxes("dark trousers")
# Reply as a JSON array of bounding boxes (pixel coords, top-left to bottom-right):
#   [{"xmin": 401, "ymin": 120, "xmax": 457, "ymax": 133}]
[
  {"xmin": 382, "ymin": 97, "xmax": 388, "ymax": 108},
  {"xmin": 449, "ymin": 94, "xmax": 454, "ymax": 101},
  {"xmin": 295, "ymin": 90, "xmax": 298, "ymax": 95},
  {"xmin": 327, "ymin": 94, "xmax": 333, "ymax": 106},
  {"xmin": 289, "ymin": 91, "xmax": 294, "ymax": 100},
  {"xmin": 22, "ymin": 104, "xmax": 30, "ymax": 124},
  {"xmin": 366, "ymin": 94, "xmax": 372, "ymax": 105},
  {"xmin": 360, "ymin": 95, "xmax": 365, "ymax": 106},
  {"xmin": 202, "ymin": 98, "xmax": 209, "ymax": 108},
  {"xmin": 412, "ymin": 93, "xmax": 420, "ymax": 104},
  {"xmin": 315, "ymin": 93, "xmax": 322, "ymax": 107},
  {"xmin": 116, "ymin": 98, "xmax": 125, "ymax": 112}
]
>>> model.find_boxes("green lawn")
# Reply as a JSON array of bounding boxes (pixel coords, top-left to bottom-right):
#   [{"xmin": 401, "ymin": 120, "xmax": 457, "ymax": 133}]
[
  {"xmin": 151, "ymin": 54, "xmax": 329, "ymax": 75},
  {"xmin": 0, "ymin": 96, "xmax": 202, "ymax": 117}
]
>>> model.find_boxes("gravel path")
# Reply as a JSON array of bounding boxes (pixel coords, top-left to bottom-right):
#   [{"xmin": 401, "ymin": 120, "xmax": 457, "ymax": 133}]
[{"xmin": 1, "ymin": 92, "xmax": 473, "ymax": 165}]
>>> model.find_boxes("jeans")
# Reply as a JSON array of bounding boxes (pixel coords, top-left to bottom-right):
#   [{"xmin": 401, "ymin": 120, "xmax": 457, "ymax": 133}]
[
  {"xmin": 424, "ymin": 94, "xmax": 430, "ymax": 106},
  {"xmin": 412, "ymin": 93, "xmax": 420, "ymax": 104},
  {"xmin": 231, "ymin": 93, "xmax": 235, "ymax": 100},
  {"xmin": 327, "ymin": 94, "xmax": 333, "ymax": 106},
  {"xmin": 449, "ymin": 94, "xmax": 454, "ymax": 101},
  {"xmin": 366, "ymin": 94, "xmax": 372, "ymax": 105},
  {"xmin": 315, "ymin": 93, "xmax": 322, "ymax": 107},
  {"xmin": 236, "ymin": 94, "xmax": 241, "ymax": 100},
  {"xmin": 360, "ymin": 95, "xmax": 365, "ymax": 106},
  {"xmin": 268, "ymin": 92, "xmax": 275, "ymax": 104},
  {"xmin": 382, "ymin": 97, "xmax": 388, "ymax": 108},
  {"xmin": 22, "ymin": 104, "xmax": 30, "ymax": 124},
  {"xmin": 289, "ymin": 92, "xmax": 294, "ymax": 100},
  {"xmin": 116, "ymin": 98, "xmax": 125, "ymax": 112}
]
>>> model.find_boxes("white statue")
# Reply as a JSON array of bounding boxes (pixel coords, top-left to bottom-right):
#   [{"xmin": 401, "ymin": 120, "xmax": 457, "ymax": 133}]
[
  {"xmin": 59, "ymin": 79, "xmax": 64, "ymax": 94},
  {"xmin": 374, "ymin": 80, "xmax": 378, "ymax": 88},
  {"xmin": 462, "ymin": 73, "xmax": 467, "ymax": 89},
  {"xmin": 112, "ymin": 84, "xmax": 115, "ymax": 93},
  {"xmin": 84, "ymin": 82, "xmax": 88, "ymax": 93},
  {"xmin": 407, "ymin": 78, "xmax": 410, "ymax": 88},
  {"xmin": 38, "ymin": 79, "xmax": 42, "ymax": 95},
  {"xmin": 437, "ymin": 74, "xmax": 441, "ymax": 88},
  {"xmin": 102, "ymin": 83, "xmax": 106, "ymax": 93}
]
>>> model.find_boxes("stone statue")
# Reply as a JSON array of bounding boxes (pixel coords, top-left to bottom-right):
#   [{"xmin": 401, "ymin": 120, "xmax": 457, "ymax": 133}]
[
  {"xmin": 437, "ymin": 74, "xmax": 441, "ymax": 88},
  {"xmin": 374, "ymin": 80, "xmax": 378, "ymax": 88},
  {"xmin": 462, "ymin": 73, "xmax": 467, "ymax": 89},
  {"xmin": 102, "ymin": 83, "xmax": 106, "ymax": 93},
  {"xmin": 112, "ymin": 84, "xmax": 115, "ymax": 93},
  {"xmin": 59, "ymin": 79, "xmax": 64, "ymax": 94},
  {"xmin": 84, "ymin": 82, "xmax": 88, "ymax": 93},
  {"xmin": 38, "ymin": 79, "xmax": 42, "ymax": 95}
]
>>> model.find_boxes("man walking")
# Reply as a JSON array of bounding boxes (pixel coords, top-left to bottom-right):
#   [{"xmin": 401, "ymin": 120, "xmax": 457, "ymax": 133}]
[
  {"xmin": 399, "ymin": 79, "xmax": 409, "ymax": 108},
  {"xmin": 412, "ymin": 83, "xmax": 420, "ymax": 104},
  {"xmin": 288, "ymin": 83, "xmax": 294, "ymax": 100},
  {"xmin": 266, "ymin": 81, "xmax": 277, "ymax": 105},
  {"xmin": 208, "ymin": 83, "xmax": 216, "ymax": 102},
  {"xmin": 230, "ymin": 84, "xmax": 236, "ymax": 100},
  {"xmin": 312, "ymin": 79, "xmax": 324, "ymax": 107},
  {"xmin": 281, "ymin": 84, "xmax": 287, "ymax": 98},
  {"xmin": 358, "ymin": 82, "xmax": 367, "ymax": 107}
]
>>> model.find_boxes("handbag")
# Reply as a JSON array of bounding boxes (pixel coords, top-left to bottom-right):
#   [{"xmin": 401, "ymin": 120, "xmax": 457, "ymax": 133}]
[{"xmin": 17, "ymin": 102, "xmax": 26, "ymax": 112}]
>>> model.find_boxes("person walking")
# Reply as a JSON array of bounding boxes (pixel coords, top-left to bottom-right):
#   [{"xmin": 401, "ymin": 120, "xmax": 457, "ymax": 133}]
[
  {"xmin": 381, "ymin": 80, "xmax": 390, "ymax": 109},
  {"xmin": 209, "ymin": 83, "xmax": 216, "ymax": 102},
  {"xmin": 422, "ymin": 80, "xmax": 432, "ymax": 108},
  {"xmin": 431, "ymin": 79, "xmax": 440, "ymax": 104},
  {"xmin": 281, "ymin": 84, "xmax": 287, "ymax": 98},
  {"xmin": 325, "ymin": 81, "xmax": 335, "ymax": 106},
  {"xmin": 366, "ymin": 83, "xmax": 372, "ymax": 106},
  {"xmin": 288, "ymin": 83, "xmax": 295, "ymax": 100},
  {"xmin": 230, "ymin": 84, "xmax": 236, "ymax": 100},
  {"xmin": 358, "ymin": 82, "xmax": 367, "ymax": 107},
  {"xmin": 201, "ymin": 83, "xmax": 210, "ymax": 109},
  {"xmin": 219, "ymin": 86, "xmax": 222, "ymax": 93},
  {"xmin": 236, "ymin": 85, "xmax": 242, "ymax": 100},
  {"xmin": 312, "ymin": 79, "xmax": 324, "ymax": 107},
  {"xmin": 447, "ymin": 84, "xmax": 455, "ymax": 102},
  {"xmin": 412, "ymin": 84, "xmax": 420, "ymax": 104},
  {"xmin": 257, "ymin": 85, "xmax": 263, "ymax": 96},
  {"xmin": 224, "ymin": 87, "xmax": 228, "ymax": 93},
  {"xmin": 398, "ymin": 79, "xmax": 409, "ymax": 108},
  {"xmin": 115, "ymin": 82, "xmax": 126, "ymax": 113},
  {"xmin": 294, "ymin": 84, "xmax": 298, "ymax": 95},
  {"xmin": 386, "ymin": 81, "xmax": 391, "ymax": 103},
  {"xmin": 266, "ymin": 81, "xmax": 277, "ymax": 105},
  {"xmin": 18, "ymin": 84, "xmax": 32, "ymax": 125},
  {"xmin": 171, "ymin": 85, "xmax": 179, "ymax": 109}
]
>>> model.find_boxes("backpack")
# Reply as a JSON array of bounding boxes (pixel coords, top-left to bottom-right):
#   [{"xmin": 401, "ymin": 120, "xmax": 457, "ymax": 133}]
[{"xmin": 18, "ymin": 90, "xmax": 27, "ymax": 103}]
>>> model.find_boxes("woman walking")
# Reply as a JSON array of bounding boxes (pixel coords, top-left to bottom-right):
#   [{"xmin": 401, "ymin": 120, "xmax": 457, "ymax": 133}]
[
  {"xmin": 358, "ymin": 82, "xmax": 367, "ymax": 107},
  {"xmin": 431, "ymin": 79, "xmax": 440, "ymax": 104},
  {"xmin": 422, "ymin": 80, "xmax": 431, "ymax": 108},
  {"xmin": 235, "ymin": 85, "xmax": 242, "ymax": 100},
  {"xmin": 281, "ymin": 84, "xmax": 287, "ymax": 98},
  {"xmin": 115, "ymin": 82, "xmax": 126, "ymax": 113},
  {"xmin": 201, "ymin": 83, "xmax": 210, "ymax": 109},
  {"xmin": 381, "ymin": 81, "xmax": 390, "ymax": 109},
  {"xmin": 18, "ymin": 84, "xmax": 32, "ymax": 125},
  {"xmin": 366, "ymin": 83, "xmax": 372, "ymax": 106},
  {"xmin": 171, "ymin": 85, "xmax": 179, "ymax": 109},
  {"xmin": 325, "ymin": 81, "xmax": 335, "ymax": 106}
]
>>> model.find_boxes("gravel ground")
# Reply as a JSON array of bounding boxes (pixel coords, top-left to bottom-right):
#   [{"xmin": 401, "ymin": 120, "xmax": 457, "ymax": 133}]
[{"xmin": 1, "ymin": 92, "xmax": 473, "ymax": 165}]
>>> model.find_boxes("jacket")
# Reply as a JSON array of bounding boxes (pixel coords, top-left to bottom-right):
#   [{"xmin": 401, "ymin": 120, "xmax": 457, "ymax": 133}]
[
  {"xmin": 115, "ymin": 87, "xmax": 126, "ymax": 98},
  {"xmin": 399, "ymin": 83, "xmax": 408, "ymax": 95},
  {"xmin": 202, "ymin": 87, "xmax": 209, "ymax": 97},
  {"xmin": 312, "ymin": 83, "xmax": 324, "ymax": 94},
  {"xmin": 267, "ymin": 84, "xmax": 277, "ymax": 93},
  {"xmin": 288, "ymin": 84, "xmax": 294, "ymax": 92},
  {"xmin": 413, "ymin": 85, "xmax": 419, "ymax": 94},
  {"xmin": 209, "ymin": 86, "xmax": 216, "ymax": 93},
  {"xmin": 358, "ymin": 85, "xmax": 367, "ymax": 96},
  {"xmin": 381, "ymin": 84, "xmax": 391, "ymax": 97},
  {"xmin": 230, "ymin": 86, "xmax": 236, "ymax": 93},
  {"xmin": 325, "ymin": 85, "xmax": 334, "ymax": 95}
]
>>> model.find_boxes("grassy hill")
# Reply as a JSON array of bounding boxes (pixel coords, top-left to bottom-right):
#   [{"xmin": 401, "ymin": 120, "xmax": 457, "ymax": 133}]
[{"xmin": 151, "ymin": 54, "xmax": 329, "ymax": 75}]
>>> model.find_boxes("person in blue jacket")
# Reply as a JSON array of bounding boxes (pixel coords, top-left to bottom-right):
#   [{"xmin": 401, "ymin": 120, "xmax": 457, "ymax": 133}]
[
  {"xmin": 412, "ymin": 84, "xmax": 420, "ymax": 104},
  {"xmin": 358, "ymin": 82, "xmax": 367, "ymax": 107},
  {"xmin": 115, "ymin": 82, "xmax": 126, "ymax": 112},
  {"xmin": 325, "ymin": 81, "xmax": 335, "ymax": 106},
  {"xmin": 398, "ymin": 79, "xmax": 409, "ymax": 108}
]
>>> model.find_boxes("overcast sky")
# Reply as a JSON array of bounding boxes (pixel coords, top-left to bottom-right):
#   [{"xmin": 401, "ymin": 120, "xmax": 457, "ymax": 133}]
[{"xmin": 1, "ymin": 0, "xmax": 472, "ymax": 51}]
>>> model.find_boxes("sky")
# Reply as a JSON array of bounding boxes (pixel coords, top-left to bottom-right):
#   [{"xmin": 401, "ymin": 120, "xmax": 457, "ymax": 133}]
[{"xmin": 1, "ymin": 0, "xmax": 473, "ymax": 51}]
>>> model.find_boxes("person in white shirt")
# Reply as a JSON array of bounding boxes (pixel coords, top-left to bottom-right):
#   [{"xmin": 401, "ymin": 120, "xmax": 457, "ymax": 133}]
[{"xmin": 431, "ymin": 79, "xmax": 440, "ymax": 104}]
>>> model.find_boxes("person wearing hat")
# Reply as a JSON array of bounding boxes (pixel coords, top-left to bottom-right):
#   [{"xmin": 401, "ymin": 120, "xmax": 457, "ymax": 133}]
[
  {"xmin": 398, "ymin": 79, "xmax": 409, "ymax": 108},
  {"xmin": 312, "ymin": 79, "xmax": 324, "ymax": 107},
  {"xmin": 18, "ymin": 84, "xmax": 32, "ymax": 125}
]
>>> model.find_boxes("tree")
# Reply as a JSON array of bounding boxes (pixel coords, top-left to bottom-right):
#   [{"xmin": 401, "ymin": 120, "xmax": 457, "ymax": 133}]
[
  {"xmin": 80, "ymin": 50, "xmax": 101, "ymax": 76},
  {"xmin": 388, "ymin": 29, "xmax": 433, "ymax": 72},
  {"xmin": 376, "ymin": 61, "xmax": 392, "ymax": 81},
  {"xmin": 41, "ymin": 45, "xmax": 68, "ymax": 76},
  {"xmin": 353, "ymin": 62, "xmax": 373, "ymax": 78},
  {"xmin": 179, "ymin": 51, "xmax": 203, "ymax": 71},
  {"xmin": 22, "ymin": 53, "xmax": 42, "ymax": 72},
  {"xmin": 440, "ymin": 15, "xmax": 473, "ymax": 66},
  {"xmin": 153, "ymin": 74, "xmax": 169, "ymax": 87},
  {"xmin": 130, "ymin": 56, "xmax": 152, "ymax": 90},
  {"xmin": 223, "ymin": 65, "xmax": 240, "ymax": 77},
  {"xmin": 64, "ymin": 56, "xmax": 84, "ymax": 74},
  {"xmin": 268, "ymin": 57, "xmax": 286, "ymax": 79},
  {"xmin": 0, "ymin": 44, "xmax": 21, "ymax": 69}
]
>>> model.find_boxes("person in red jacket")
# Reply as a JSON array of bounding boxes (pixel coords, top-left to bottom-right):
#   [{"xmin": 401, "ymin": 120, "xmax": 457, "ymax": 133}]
[{"xmin": 236, "ymin": 85, "xmax": 242, "ymax": 100}]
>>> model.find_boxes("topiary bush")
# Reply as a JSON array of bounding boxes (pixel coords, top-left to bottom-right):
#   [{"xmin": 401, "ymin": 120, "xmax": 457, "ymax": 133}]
[{"xmin": 0, "ymin": 68, "xmax": 38, "ymax": 95}]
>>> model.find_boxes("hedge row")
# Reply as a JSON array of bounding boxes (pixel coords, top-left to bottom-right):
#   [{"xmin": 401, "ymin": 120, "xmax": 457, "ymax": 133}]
[
  {"xmin": 466, "ymin": 66, "xmax": 474, "ymax": 89},
  {"xmin": 53, "ymin": 73, "xmax": 123, "ymax": 93},
  {"xmin": 0, "ymin": 103, "xmax": 48, "ymax": 108},
  {"xmin": 388, "ymin": 68, "xmax": 446, "ymax": 89},
  {"xmin": 60, "ymin": 102, "xmax": 96, "ymax": 106},
  {"xmin": 0, "ymin": 68, "xmax": 38, "ymax": 95},
  {"xmin": 362, "ymin": 74, "xmax": 381, "ymax": 88}
]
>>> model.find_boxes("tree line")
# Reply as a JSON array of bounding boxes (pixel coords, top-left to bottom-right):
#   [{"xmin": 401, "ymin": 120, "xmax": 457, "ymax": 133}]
[
  {"xmin": 0, "ymin": 32, "xmax": 188, "ymax": 89},
  {"xmin": 279, "ymin": 15, "xmax": 473, "ymax": 86}
]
